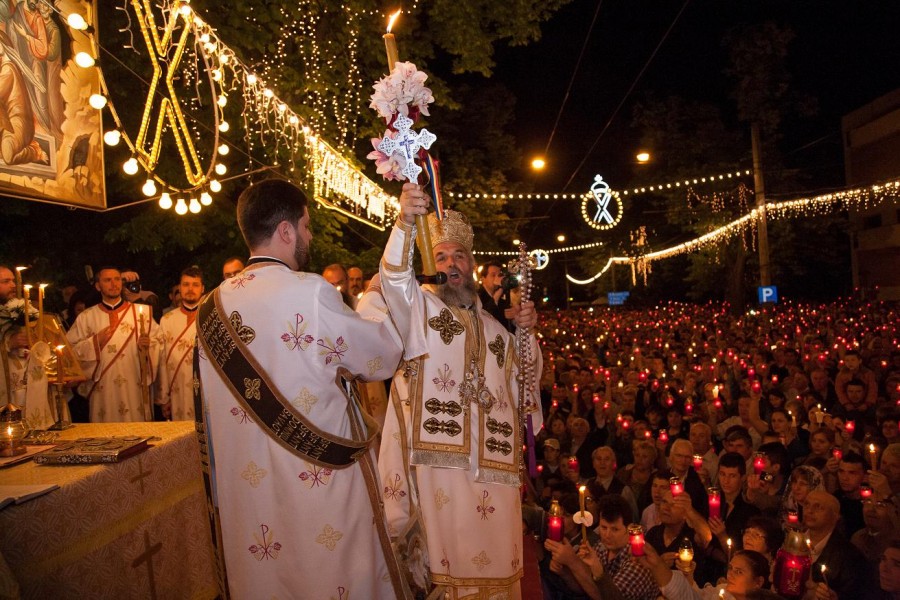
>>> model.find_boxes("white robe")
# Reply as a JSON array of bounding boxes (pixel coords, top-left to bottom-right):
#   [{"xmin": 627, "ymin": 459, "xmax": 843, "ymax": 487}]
[
  {"xmin": 157, "ymin": 306, "xmax": 198, "ymax": 420},
  {"xmin": 0, "ymin": 339, "xmax": 53, "ymax": 429},
  {"xmin": 66, "ymin": 301, "xmax": 162, "ymax": 422},
  {"xmin": 197, "ymin": 262, "xmax": 410, "ymax": 599},
  {"xmin": 375, "ymin": 221, "xmax": 543, "ymax": 599}
]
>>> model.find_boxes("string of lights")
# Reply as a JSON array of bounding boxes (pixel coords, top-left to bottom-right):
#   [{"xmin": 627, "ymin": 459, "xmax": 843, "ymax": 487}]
[
  {"xmin": 473, "ymin": 241, "xmax": 604, "ymax": 257},
  {"xmin": 566, "ymin": 179, "xmax": 900, "ymax": 284}
]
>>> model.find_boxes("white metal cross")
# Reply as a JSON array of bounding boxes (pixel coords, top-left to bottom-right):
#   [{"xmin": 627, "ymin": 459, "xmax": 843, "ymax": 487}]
[{"xmin": 378, "ymin": 114, "xmax": 437, "ymax": 182}]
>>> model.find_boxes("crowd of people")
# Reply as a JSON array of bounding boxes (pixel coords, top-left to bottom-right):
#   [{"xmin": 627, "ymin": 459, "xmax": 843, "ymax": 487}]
[
  {"xmin": 3, "ymin": 188, "xmax": 900, "ymax": 598},
  {"xmin": 529, "ymin": 300, "xmax": 900, "ymax": 600}
]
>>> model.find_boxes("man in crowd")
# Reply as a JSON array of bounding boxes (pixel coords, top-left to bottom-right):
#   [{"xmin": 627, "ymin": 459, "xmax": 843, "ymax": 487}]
[
  {"xmin": 829, "ymin": 450, "xmax": 867, "ymax": 536},
  {"xmin": 157, "ymin": 266, "xmax": 203, "ymax": 421},
  {"xmin": 67, "ymin": 266, "xmax": 162, "ymax": 422},
  {"xmin": 376, "ymin": 182, "xmax": 542, "ymax": 598},
  {"xmin": 478, "ymin": 261, "xmax": 511, "ymax": 330},
  {"xmin": 195, "ymin": 179, "xmax": 409, "ymax": 598},
  {"xmin": 544, "ymin": 495, "xmax": 659, "ymax": 600},
  {"xmin": 347, "ymin": 266, "xmax": 364, "ymax": 296},
  {"xmin": 836, "ymin": 349, "xmax": 878, "ymax": 411},
  {"xmin": 221, "ymin": 257, "xmax": 244, "ymax": 281},
  {"xmin": 708, "ymin": 452, "xmax": 759, "ymax": 553},
  {"xmin": 321, "ymin": 263, "xmax": 355, "ymax": 308},
  {"xmin": 588, "ymin": 446, "xmax": 638, "ymax": 521},
  {"xmin": 0, "ymin": 266, "xmax": 30, "ymax": 405},
  {"xmin": 804, "ymin": 489, "xmax": 865, "ymax": 598},
  {"xmin": 668, "ymin": 438, "xmax": 709, "ymax": 517}
]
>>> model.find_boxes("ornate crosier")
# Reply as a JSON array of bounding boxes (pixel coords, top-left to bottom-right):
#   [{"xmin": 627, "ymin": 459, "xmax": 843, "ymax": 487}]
[{"xmin": 509, "ymin": 244, "xmax": 538, "ymax": 478}]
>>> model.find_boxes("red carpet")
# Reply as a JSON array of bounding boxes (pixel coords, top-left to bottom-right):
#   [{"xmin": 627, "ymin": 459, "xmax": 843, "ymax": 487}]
[{"xmin": 521, "ymin": 534, "xmax": 543, "ymax": 600}]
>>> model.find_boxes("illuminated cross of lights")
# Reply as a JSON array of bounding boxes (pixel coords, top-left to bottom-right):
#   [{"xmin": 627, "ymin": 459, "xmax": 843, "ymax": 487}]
[
  {"xmin": 131, "ymin": 0, "xmax": 205, "ymax": 186},
  {"xmin": 591, "ymin": 175, "xmax": 613, "ymax": 224},
  {"xmin": 377, "ymin": 114, "xmax": 436, "ymax": 182}
]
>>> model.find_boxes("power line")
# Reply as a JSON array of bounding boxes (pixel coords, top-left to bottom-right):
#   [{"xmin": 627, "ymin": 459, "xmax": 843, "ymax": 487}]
[{"xmin": 560, "ymin": 0, "xmax": 692, "ymax": 193}]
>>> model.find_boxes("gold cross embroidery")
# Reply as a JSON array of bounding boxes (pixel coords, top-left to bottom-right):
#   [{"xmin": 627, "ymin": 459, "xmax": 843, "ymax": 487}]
[
  {"xmin": 244, "ymin": 377, "xmax": 261, "ymax": 400},
  {"xmin": 230, "ymin": 311, "xmax": 256, "ymax": 344},
  {"xmin": 428, "ymin": 308, "xmax": 464, "ymax": 345},
  {"xmin": 488, "ymin": 334, "xmax": 505, "ymax": 368}
]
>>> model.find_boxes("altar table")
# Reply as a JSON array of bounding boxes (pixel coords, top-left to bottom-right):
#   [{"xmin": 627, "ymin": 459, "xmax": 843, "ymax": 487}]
[{"xmin": 0, "ymin": 421, "xmax": 217, "ymax": 599}]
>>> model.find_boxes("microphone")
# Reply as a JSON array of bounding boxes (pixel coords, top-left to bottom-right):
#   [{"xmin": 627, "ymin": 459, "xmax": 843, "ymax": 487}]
[{"xmin": 416, "ymin": 272, "xmax": 448, "ymax": 285}]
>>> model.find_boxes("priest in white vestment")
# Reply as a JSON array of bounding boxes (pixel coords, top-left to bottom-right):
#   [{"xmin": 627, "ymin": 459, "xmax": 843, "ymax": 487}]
[
  {"xmin": 157, "ymin": 266, "xmax": 204, "ymax": 421},
  {"xmin": 376, "ymin": 183, "xmax": 543, "ymax": 599},
  {"xmin": 196, "ymin": 179, "xmax": 412, "ymax": 599},
  {"xmin": 67, "ymin": 267, "xmax": 162, "ymax": 423}
]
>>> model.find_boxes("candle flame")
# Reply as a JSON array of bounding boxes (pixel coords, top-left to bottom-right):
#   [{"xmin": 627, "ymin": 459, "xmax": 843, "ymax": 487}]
[
  {"xmin": 579, "ymin": 485, "xmax": 586, "ymax": 492},
  {"xmin": 15, "ymin": 266, "xmax": 26, "ymax": 272},
  {"xmin": 39, "ymin": 283, "xmax": 48, "ymax": 289},
  {"xmin": 56, "ymin": 344, "xmax": 65, "ymax": 351},
  {"xmin": 386, "ymin": 9, "xmax": 401, "ymax": 33},
  {"xmin": 870, "ymin": 443, "xmax": 876, "ymax": 453},
  {"xmin": 23, "ymin": 284, "xmax": 32, "ymax": 291},
  {"xmin": 821, "ymin": 564, "xmax": 827, "ymax": 573}
]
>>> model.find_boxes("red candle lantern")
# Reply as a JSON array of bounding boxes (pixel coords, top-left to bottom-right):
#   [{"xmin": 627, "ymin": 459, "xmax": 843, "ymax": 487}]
[
  {"xmin": 567, "ymin": 456, "xmax": 579, "ymax": 473},
  {"xmin": 845, "ymin": 420, "xmax": 856, "ymax": 435},
  {"xmin": 536, "ymin": 464, "xmax": 544, "ymax": 474},
  {"xmin": 708, "ymin": 487, "xmax": 721, "ymax": 520},
  {"xmin": 752, "ymin": 381, "xmax": 761, "ymax": 393},
  {"xmin": 685, "ymin": 402, "xmax": 694, "ymax": 414},
  {"xmin": 860, "ymin": 484, "xmax": 873, "ymax": 499},
  {"xmin": 628, "ymin": 524, "xmax": 645, "ymax": 556},
  {"xmin": 693, "ymin": 454, "xmax": 704, "ymax": 472},
  {"xmin": 547, "ymin": 499, "xmax": 564, "ymax": 542},
  {"xmin": 786, "ymin": 509, "xmax": 799, "ymax": 525},
  {"xmin": 658, "ymin": 430, "xmax": 669, "ymax": 443},
  {"xmin": 774, "ymin": 528, "xmax": 812, "ymax": 599},
  {"xmin": 753, "ymin": 453, "xmax": 766, "ymax": 476},
  {"xmin": 592, "ymin": 394, "xmax": 600, "ymax": 404},
  {"xmin": 832, "ymin": 447, "xmax": 843, "ymax": 461},
  {"xmin": 670, "ymin": 477, "xmax": 684, "ymax": 497}
]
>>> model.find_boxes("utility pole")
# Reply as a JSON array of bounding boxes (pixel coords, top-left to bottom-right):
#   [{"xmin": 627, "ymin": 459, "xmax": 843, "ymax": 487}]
[{"xmin": 752, "ymin": 123, "xmax": 771, "ymax": 287}]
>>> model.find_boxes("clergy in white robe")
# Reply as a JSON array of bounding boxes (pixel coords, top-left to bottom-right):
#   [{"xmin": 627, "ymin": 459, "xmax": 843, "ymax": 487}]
[
  {"xmin": 66, "ymin": 268, "xmax": 162, "ymax": 422},
  {"xmin": 157, "ymin": 267, "xmax": 204, "ymax": 421},
  {"xmin": 376, "ymin": 187, "xmax": 543, "ymax": 600},
  {"xmin": 195, "ymin": 179, "xmax": 411, "ymax": 599}
]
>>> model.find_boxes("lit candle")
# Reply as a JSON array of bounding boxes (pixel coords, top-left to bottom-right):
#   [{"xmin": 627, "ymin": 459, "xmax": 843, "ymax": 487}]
[
  {"xmin": 579, "ymin": 485, "xmax": 588, "ymax": 539},
  {"xmin": 37, "ymin": 283, "xmax": 47, "ymax": 342},
  {"xmin": 677, "ymin": 538, "xmax": 694, "ymax": 567},
  {"xmin": 54, "ymin": 345, "xmax": 65, "ymax": 384},
  {"xmin": 628, "ymin": 524, "xmax": 645, "ymax": 556},
  {"xmin": 693, "ymin": 454, "xmax": 704, "ymax": 472},
  {"xmin": 786, "ymin": 509, "xmax": 799, "ymax": 525},
  {"xmin": 726, "ymin": 537, "xmax": 733, "ymax": 561},
  {"xmin": 869, "ymin": 443, "xmax": 878, "ymax": 471},
  {"xmin": 753, "ymin": 453, "xmax": 766, "ymax": 476},
  {"xmin": 22, "ymin": 284, "xmax": 33, "ymax": 345},
  {"xmin": 383, "ymin": 10, "xmax": 401, "ymax": 70},
  {"xmin": 832, "ymin": 447, "xmax": 843, "ymax": 461},
  {"xmin": 592, "ymin": 394, "xmax": 600, "ymax": 404},
  {"xmin": 844, "ymin": 420, "xmax": 856, "ymax": 435},
  {"xmin": 567, "ymin": 456, "xmax": 579, "ymax": 474},
  {"xmin": 670, "ymin": 476, "xmax": 684, "ymax": 497},
  {"xmin": 14, "ymin": 266, "xmax": 25, "ymax": 299},
  {"xmin": 708, "ymin": 487, "xmax": 721, "ymax": 520},
  {"xmin": 820, "ymin": 564, "xmax": 829, "ymax": 586},
  {"xmin": 860, "ymin": 484, "xmax": 873, "ymax": 499},
  {"xmin": 658, "ymin": 430, "xmax": 669, "ymax": 443},
  {"xmin": 137, "ymin": 304, "xmax": 147, "ymax": 336}
]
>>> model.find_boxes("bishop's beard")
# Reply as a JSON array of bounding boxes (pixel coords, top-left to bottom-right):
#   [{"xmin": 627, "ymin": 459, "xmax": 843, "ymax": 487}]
[{"xmin": 434, "ymin": 270, "xmax": 477, "ymax": 307}]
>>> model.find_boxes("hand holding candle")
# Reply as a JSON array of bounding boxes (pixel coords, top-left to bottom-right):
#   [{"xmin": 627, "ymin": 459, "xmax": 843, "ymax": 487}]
[
  {"xmin": 693, "ymin": 454, "xmax": 704, "ymax": 472},
  {"xmin": 628, "ymin": 524, "xmax": 645, "ymax": 557},
  {"xmin": 753, "ymin": 452, "xmax": 766, "ymax": 476},
  {"xmin": 670, "ymin": 476, "xmax": 684, "ymax": 497},
  {"xmin": 869, "ymin": 443, "xmax": 878, "ymax": 471},
  {"xmin": 707, "ymin": 487, "xmax": 721, "ymax": 521}
]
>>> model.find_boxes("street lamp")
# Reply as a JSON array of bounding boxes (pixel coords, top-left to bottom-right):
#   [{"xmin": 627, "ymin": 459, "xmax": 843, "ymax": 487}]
[
  {"xmin": 636, "ymin": 152, "xmax": 651, "ymax": 164},
  {"xmin": 531, "ymin": 157, "xmax": 546, "ymax": 171},
  {"xmin": 556, "ymin": 234, "xmax": 566, "ymax": 243},
  {"xmin": 512, "ymin": 238, "xmax": 521, "ymax": 245}
]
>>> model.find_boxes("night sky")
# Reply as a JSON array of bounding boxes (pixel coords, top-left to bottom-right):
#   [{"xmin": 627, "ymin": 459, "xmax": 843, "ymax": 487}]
[{"xmin": 492, "ymin": 0, "xmax": 900, "ymax": 195}]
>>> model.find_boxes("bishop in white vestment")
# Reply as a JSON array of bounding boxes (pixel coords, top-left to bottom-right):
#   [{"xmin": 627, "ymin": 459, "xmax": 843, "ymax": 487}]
[{"xmin": 376, "ymin": 188, "xmax": 543, "ymax": 600}]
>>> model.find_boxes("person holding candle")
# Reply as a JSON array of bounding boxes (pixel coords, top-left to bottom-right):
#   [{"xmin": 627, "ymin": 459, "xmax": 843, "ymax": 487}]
[
  {"xmin": 642, "ymin": 470, "xmax": 676, "ymax": 532},
  {"xmin": 540, "ymin": 493, "xmax": 601, "ymax": 599},
  {"xmin": 195, "ymin": 180, "xmax": 410, "ymax": 598},
  {"xmin": 66, "ymin": 266, "xmax": 164, "ymax": 422},
  {"xmin": 708, "ymin": 453, "xmax": 760, "ymax": 553},
  {"xmin": 377, "ymin": 185, "xmax": 543, "ymax": 598},
  {"xmin": 851, "ymin": 495, "xmax": 899, "ymax": 570},
  {"xmin": 745, "ymin": 442, "xmax": 789, "ymax": 516},
  {"xmin": 620, "ymin": 439, "xmax": 659, "ymax": 515},
  {"xmin": 835, "ymin": 351, "xmax": 878, "ymax": 415},
  {"xmin": 690, "ymin": 422, "xmax": 718, "ymax": 486},
  {"xmin": 637, "ymin": 544, "xmax": 770, "ymax": 600},
  {"xmin": 156, "ymin": 266, "xmax": 205, "ymax": 421},
  {"xmin": 781, "ymin": 465, "xmax": 825, "ymax": 526},
  {"xmin": 667, "ymin": 438, "xmax": 711, "ymax": 519},
  {"xmin": 544, "ymin": 495, "xmax": 659, "ymax": 600},
  {"xmin": 803, "ymin": 489, "xmax": 866, "ymax": 599}
]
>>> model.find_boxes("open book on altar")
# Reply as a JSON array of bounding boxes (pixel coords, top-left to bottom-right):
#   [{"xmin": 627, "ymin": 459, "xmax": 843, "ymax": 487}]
[{"xmin": 33, "ymin": 437, "xmax": 152, "ymax": 465}]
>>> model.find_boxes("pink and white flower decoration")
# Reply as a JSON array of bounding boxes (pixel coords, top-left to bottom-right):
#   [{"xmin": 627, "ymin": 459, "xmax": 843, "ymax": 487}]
[
  {"xmin": 366, "ymin": 129, "xmax": 408, "ymax": 182},
  {"xmin": 369, "ymin": 61, "xmax": 434, "ymax": 122}
]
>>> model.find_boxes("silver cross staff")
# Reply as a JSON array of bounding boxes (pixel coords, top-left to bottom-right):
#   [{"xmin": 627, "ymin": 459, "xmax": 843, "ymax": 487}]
[{"xmin": 378, "ymin": 114, "xmax": 437, "ymax": 182}]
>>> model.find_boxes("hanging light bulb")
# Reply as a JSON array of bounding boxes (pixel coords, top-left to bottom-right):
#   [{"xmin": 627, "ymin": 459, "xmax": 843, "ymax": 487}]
[
  {"xmin": 263, "ymin": 88, "xmax": 274, "ymax": 98},
  {"xmin": 209, "ymin": 179, "xmax": 222, "ymax": 193},
  {"xmin": 123, "ymin": 158, "xmax": 139, "ymax": 175},
  {"xmin": 74, "ymin": 52, "xmax": 95, "ymax": 68},
  {"xmin": 189, "ymin": 198, "xmax": 201, "ymax": 213},
  {"xmin": 199, "ymin": 32, "xmax": 210, "ymax": 43},
  {"xmin": 218, "ymin": 121, "xmax": 229, "ymax": 132},
  {"xmin": 215, "ymin": 163, "xmax": 227, "ymax": 175},
  {"xmin": 211, "ymin": 69, "xmax": 222, "ymax": 81},
  {"xmin": 200, "ymin": 192, "xmax": 212, "ymax": 206},
  {"xmin": 158, "ymin": 193, "xmax": 173, "ymax": 210},
  {"xmin": 103, "ymin": 130, "xmax": 121, "ymax": 146},
  {"xmin": 217, "ymin": 144, "xmax": 229, "ymax": 156},
  {"xmin": 246, "ymin": 73, "xmax": 257, "ymax": 85},
  {"xmin": 219, "ymin": 53, "xmax": 229, "ymax": 64},
  {"xmin": 88, "ymin": 94, "xmax": 107, "ymax": 109},
  {"xmin": 289, "ymin": 115, "xmax": 299, "ymax": 125},
  {"xmin": 141, "ymin": 179, "xmax": 157, "ymax": 197},
  {"xmin": 217, "ymin": 94, "xmax": 227, "ymax": 107},
  {"xmin": 278, "ymin": 103, "xmax": 287, "ymax": 112},
  {"xmin": 178, "ymin": 3, "xmax": 192, "ymax": 17},
  {"xmin": 67, "ymin": 13, "xmax": 88, "ymax": 30},
  {"xmin": 175, "ymin": 198, "xmax": 188, "ymax": 215}
]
